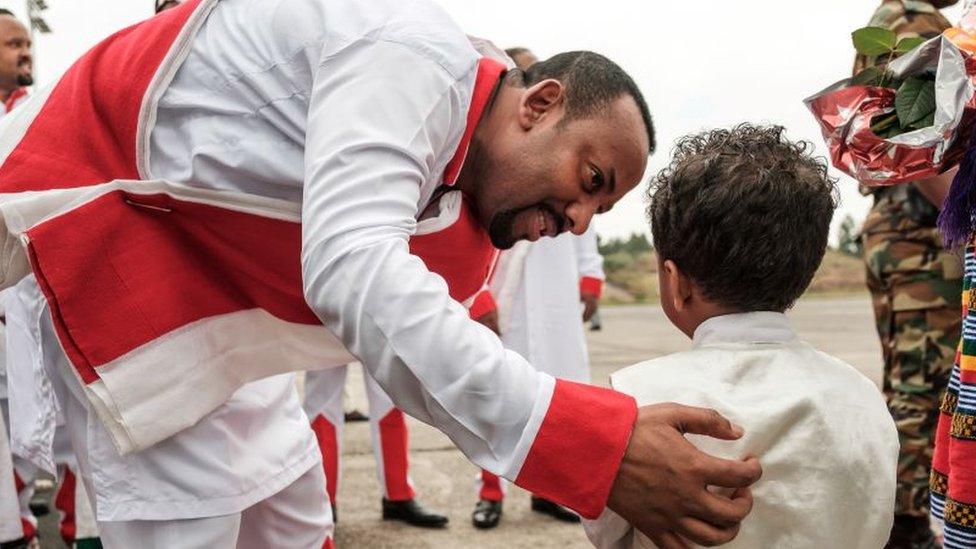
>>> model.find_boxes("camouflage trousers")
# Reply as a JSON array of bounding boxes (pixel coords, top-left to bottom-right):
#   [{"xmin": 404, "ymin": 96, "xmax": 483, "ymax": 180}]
[{"xmin": 864, "ymin": 226, "xmax": 963, "ymax": 517}]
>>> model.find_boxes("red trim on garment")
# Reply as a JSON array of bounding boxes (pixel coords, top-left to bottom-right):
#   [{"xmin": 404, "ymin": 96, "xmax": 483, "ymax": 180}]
[
  {"xmin": 514, "ymin": 379, "xmax": 636, "ymax": 519},
  {"xmin": 311, "ymin": 415, "xmax": 340, "ymax": 504},
  {"xmin": 467, "ymin": 289, "xmax": 497, "ymax": 320},
  {"xmin": 26, "ymin": 191, "xmax": 320, "ymax": 383},
  {"xmin": 19, "ymin": 518, "xmax": 35, "ymax": 542},
  {"xmin": 961, "ymin": 369, "xmax": 976, "ymax": 385},
  {"xmin": 579, "ymin": 276, "xmax": 604, "ymax": 299},
  {"xmin": 13, "ymin": 470, "xmax": 35, "ymax": 540},
  {"xmin": 949, "ymin": 437, "xmax": 976, "ymax": 502},
  {"xmin": 55, "ymin": 467, "xmax": 77, "ymax": 545},
  {"xmin": 12, "ymin": 469, "xmax": 24, "ymax": 493},
  {"xmin": 933, "ymin": 409, "xmax": 951, "ymax": 477},
  {"xmin": 378, "ymin": 409, "xmax": 415, "ymax": 502},
  {"xmin": 29, "ymin": 192, "xmax": 499, "ymax": 386},
  {"xmin": 0, "ymin": 0, "xmax": 202, "ymax": 191},
  {"xmin": 409, "ymin": 197, "xmax": 497, "ymax": 307},
  {"xmin": 3, "ymin": 87, "xmax": 27, "ymax": 113},
  {"xmin": 479, "ymin": 470, "xmax": 504, "ymax": 502},
  {"xmin": 322, "ymin": 537, "xmax": 335, "ymax": 549},
  {"xmin": 441, "ymin": 58, "xmax": 507, "ymax": 186}
]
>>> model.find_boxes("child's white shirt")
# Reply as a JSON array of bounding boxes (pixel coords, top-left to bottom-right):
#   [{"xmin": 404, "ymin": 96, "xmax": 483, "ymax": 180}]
[{"xmin": 583, "ymin": 312, "xmax": 898, "ymax": 549}]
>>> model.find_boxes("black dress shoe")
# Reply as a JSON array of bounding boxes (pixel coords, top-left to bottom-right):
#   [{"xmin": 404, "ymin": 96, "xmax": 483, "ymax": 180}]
[
  {"xmin": 344, "ymin": 410, "xmax": 369, "ymax": 422},
  {"xmin": 381, "ymin": 498, "xmax": 449, "ymax": 528},
  {"xmin": 331, "ymin": 503, "xmax": 338, "ymax": 524},
  {"xmin": 530, "ymin": 497, "xmax": 580, "ymax": 523},
  {"xmin": 0, "ymin": 537, "xmax": 30, "ymax": 549},
  {"xmin": 28, "ymin": 501, "xmax": 49, "ymax": 517},
  {"xmin": 472, "ymin": 499, "xmax": 502, "ymax": 529}
]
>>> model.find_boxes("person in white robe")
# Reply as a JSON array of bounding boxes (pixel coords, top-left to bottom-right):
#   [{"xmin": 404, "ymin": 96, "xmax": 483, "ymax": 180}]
[
  {"xmin": 585, "ymin": 124, "xmax": 898, "ymax": 549},
  {"xmin": 471, "ymin": 46, "xmax": 608, "ymax": 529},
  {"xmin": 584, "ymin": 312, "xmax": 898, "ymax": 549},
  {"xmin": 474, "ymin": 226, "xmax": 606, "ymax": 528}
]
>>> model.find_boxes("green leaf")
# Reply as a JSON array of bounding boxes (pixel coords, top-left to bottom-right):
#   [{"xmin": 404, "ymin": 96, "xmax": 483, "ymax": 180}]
[
  {"xmin": 853, "ymin": 27, "xmax": 898, "ymax": 57},
  {"xmin": 871, "ymin": 112, "xmax": 901, "ymax": 137},
  {"xmin": 895, "ymin": 36, "xmax": 926, "ymax": 55},
  {"xmin": 895, "ymin": 77, "xmax": 937, "ymax": 128},
  {"xmin": 852, "ymin": 66, "xmax": 885, "ymax": 86},
  {"xmin": 909, "ymin": 110, "xmax": 936, "ymax": 130}
]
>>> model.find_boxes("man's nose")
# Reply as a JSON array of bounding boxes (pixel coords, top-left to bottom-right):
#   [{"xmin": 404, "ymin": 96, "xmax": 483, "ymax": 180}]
[{"xmin": 565, "ymin": 200, "xmax": 599, "ymax": 236}]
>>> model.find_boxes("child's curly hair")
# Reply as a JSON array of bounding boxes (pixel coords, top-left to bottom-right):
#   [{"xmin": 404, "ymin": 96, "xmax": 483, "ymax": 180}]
[{"xmin": 648, "ymin": 124, "xmax": 839, "ymax": 311}]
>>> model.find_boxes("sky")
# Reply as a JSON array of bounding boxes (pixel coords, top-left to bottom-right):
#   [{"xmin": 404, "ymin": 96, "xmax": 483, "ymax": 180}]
[{"xmin": 1, "ymin": 0, "xmax": 968, "ymax": 243}]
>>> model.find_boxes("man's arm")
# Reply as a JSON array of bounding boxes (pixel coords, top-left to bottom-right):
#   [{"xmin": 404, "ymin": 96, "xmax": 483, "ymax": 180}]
[{"xmin": 301, "ymin": 39, "xmax": 758, "ymax": 544}]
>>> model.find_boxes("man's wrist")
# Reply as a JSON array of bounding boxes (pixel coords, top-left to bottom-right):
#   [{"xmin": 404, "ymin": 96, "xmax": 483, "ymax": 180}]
[{"xmin": 514, "ymin": 379, "xmax": 637, "ymax": 519}]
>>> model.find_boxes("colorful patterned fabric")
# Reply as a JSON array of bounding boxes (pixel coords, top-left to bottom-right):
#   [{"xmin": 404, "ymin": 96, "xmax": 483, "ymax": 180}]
[{"xmin": 931, "ymin": 243, "xmax": 976, "ymax": 547}]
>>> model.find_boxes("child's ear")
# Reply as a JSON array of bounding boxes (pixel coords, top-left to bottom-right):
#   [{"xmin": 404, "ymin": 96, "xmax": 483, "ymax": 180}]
[{"xmin": 663, "ymin": 260, "xmax": 693, "ymax": 312}]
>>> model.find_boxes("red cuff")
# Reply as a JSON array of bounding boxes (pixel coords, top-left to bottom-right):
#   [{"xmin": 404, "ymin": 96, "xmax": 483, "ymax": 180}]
[
  {"xmin": 580, "ymin": 276, "xmax": 603, "ymax": 299},
  {"xmin": 468, "ymin": 289, "xmax": 497, "ymax": 319},
  {"xmin": 514, "ymin": 379, "xmax": 637, "ymax": 519}
]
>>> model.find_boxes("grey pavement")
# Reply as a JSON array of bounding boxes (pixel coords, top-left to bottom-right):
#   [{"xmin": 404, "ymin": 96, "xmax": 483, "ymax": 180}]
[{"xmin": 36, "ymin": 295, "xmax": 882, "ymax": 548}]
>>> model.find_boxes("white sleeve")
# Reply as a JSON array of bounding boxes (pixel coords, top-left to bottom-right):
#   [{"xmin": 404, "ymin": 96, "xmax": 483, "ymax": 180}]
[
  {"xmin": 583, "ymin": 507, "xmax": 637, "ymax": 549},
  {"xmin": 300, "ymin": 40, "xmax": 552, "ymax": 477},
  {"xmin": 575, "ymin": 225, "xmax": 605, "ymax": 281}
]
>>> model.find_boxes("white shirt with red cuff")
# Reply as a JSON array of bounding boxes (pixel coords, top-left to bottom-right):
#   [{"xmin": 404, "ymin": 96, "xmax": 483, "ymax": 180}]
[{"xmin": 0, "ymin": 0, "xmax": 634, "ymax": 519}]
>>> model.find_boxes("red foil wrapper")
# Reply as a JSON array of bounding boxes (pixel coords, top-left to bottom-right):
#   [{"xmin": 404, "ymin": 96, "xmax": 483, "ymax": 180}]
[{"xmin": 806, "ymin": 36, "xmax": 976, "ymax": 186}]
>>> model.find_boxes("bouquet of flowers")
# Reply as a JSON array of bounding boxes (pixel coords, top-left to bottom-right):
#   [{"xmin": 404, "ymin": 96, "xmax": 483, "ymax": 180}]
[{"xmin": 805, "ymin": 27, "xmax": 976, "ymax": 186}]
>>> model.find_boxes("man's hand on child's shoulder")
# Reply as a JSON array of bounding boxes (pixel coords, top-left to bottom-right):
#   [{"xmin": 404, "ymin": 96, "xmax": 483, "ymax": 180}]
[{"xmin": 607, "ymin": 403, "xmax": 762, "ymax": 548}]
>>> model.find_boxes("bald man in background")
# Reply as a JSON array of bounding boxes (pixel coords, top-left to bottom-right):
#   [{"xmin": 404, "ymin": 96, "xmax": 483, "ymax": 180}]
[{"xmin": 0, "ymin": 9, "xmax": 30, "ymax": 116}]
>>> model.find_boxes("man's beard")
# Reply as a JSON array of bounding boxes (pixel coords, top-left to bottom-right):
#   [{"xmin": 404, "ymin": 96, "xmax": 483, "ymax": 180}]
[
  {"xmin": 16, "ymin": 72, "xmax": 32, "ymax": 87},
  {"xmin": 488, "ymin": 203, "xmax": 565, "ymax": 250},
  {"xmin": 488, "ymin": 208, "xmax": 520, "ymax": 250}
]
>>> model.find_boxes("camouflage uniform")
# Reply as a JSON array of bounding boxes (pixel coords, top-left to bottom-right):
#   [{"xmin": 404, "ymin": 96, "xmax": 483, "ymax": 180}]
[{"xmin": 857, "ymin": 0, "xmax": 962, "ymax": 534}]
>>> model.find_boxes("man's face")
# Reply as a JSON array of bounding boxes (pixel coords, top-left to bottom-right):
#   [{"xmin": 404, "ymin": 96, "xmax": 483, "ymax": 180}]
[
  {"xmin": 472, "ymin": 86, "xmax": 649, "ymax": 249},
  {"xmin": 0, "ymin": 16, "xmax": 31, "ymax": 90}
]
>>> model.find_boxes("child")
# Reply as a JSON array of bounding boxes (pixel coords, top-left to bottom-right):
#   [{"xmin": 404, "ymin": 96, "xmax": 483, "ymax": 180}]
[{"xmin": 584, "ymin": 125, "xmax": 899, "ymax": 548}]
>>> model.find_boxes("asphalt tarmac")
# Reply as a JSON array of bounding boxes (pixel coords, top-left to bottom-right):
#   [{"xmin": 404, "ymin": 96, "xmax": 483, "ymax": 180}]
[{"xmin": 34, "ymin": 295, "xmax": 881, "ymax": 548}]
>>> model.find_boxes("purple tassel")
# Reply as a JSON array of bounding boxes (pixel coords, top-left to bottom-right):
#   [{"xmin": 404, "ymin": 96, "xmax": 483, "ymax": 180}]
[{"xmin": 939, "ymin": 128, "xmax": 976, "ymax": 249}]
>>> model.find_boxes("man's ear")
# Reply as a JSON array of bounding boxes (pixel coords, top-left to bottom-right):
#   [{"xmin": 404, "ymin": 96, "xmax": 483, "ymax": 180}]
[
  {"xmin": 518, "ymin": 79, "xmax": 564, "ymax": 130},
  {"xmin": 663, "ymin": 259, "xmax": 693, "ymax": 313}
]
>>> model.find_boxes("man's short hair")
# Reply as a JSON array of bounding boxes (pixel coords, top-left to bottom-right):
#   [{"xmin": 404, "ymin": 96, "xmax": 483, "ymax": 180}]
[
  {"xmin": 0, "ymin": 9, "xmax": 15, "ymax": 17},
  {"xmin": 649, "ymin": 124, "xmax": 838, "ymax": 312},
  {"xmin": 514, "ymin": 51, "xmax": 655, "ymax": 154}
]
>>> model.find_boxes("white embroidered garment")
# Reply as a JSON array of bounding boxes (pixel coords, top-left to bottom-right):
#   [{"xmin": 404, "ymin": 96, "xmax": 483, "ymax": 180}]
[
  {"xmin": 583, "ymin": 312, "xmax": 898, "ymax": 549},
  {"xmin": 491, "ymin": 226, "xmax": 604, "ymax": 382}
]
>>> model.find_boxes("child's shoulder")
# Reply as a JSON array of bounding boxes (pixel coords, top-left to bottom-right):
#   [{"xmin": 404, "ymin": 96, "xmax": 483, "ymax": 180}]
[
  {"xmin": 611, "ymin": 350, "xmax": 706, "ymax": 386},
  {"xmin": 609, "ymin": 348, "xmax": 730, "ymax": 406}
]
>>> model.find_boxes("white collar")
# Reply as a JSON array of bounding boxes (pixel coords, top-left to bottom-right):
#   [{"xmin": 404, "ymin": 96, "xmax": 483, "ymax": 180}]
[{"xmin": 691, "ymin": 312, "xmax": 797, "ymax": 348}]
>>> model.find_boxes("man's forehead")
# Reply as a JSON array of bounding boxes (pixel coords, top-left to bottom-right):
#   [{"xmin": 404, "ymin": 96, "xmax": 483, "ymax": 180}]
[
  {"xmin": 583, "ymin": 100, "xmax": 649, "ymax": 183},
  {"xmin": 0, "ymin": 16, "xmax": 29, "ymax": 37}
]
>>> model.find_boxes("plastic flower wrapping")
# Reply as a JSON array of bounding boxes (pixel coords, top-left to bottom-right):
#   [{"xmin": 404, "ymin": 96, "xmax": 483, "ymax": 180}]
[{"xmin": 805, "ymin": 31, "xmax": 976, "ymax": 187}]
